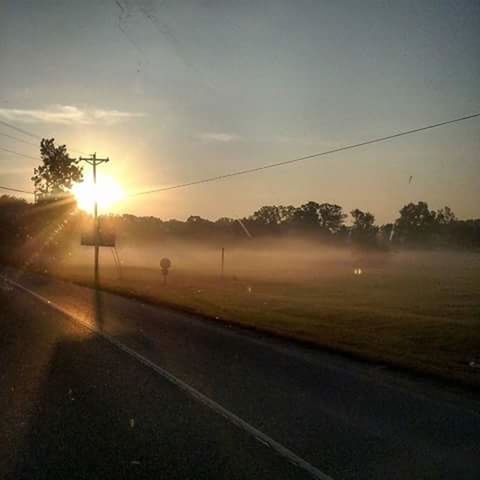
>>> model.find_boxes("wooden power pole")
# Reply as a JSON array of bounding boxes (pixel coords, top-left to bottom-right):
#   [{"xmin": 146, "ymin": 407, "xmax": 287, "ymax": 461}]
[{"xmin": 79, "ymin": 153, "xmax": 109, "ymax": 287}]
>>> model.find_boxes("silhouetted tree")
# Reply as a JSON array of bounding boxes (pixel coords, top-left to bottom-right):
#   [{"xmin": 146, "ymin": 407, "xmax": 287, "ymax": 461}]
[
  {"xmin": 290, "ymin": 202, "xmax": 346, "ymax": 235},
  {"xmin": 436, "ymin": 206, "xmax": 456, "ymax": 225},
  {"xmin": 350, "ymin": 209, "xmax": 378, "ymax": 245},
  {"xmin": 0, "ymin": 195, "xmax": 29, "ymax": 255},
  {"xmin": 250, "ymin": 205, "xmax": 296, "ymax": 229},
  {"xmin": 431, "ymin": 206, "xmax": 457, "ymax": 246},
  {"xmin": 187, "ymin": 215, "xmax": 211, "ymax": 225},
  {"xmin": 278, "ymin": 205, "xmax": 296, "ymax": 224},
  {"xmin": 395, "ymin": 201, "xmax": 437, "ymax": 244},
  {"xmin": 351, "ymin": 209, "xmax": 375, "ymax": 230},
  {"xmin": 451, "ymin": 219, "xmax": 480, "ymax": 248},
  {"xmin": 317, "ymin": 203, "xmax": 346, "ymax": 233},
  {"xmin": 292, "ymin": 201, "xmax": 320, "ymax": 228},
  {"xmin": 251, "ymin": 206, "xmax": 283, "ymax": 226},
  {"xmin": 379, "ymin": 223, "xmax": 395, "ymax": 244},
  {"xmin": 215, "ymin": 217, "xmax": 235, "ymax": 226},
  {"xmin": 32, "ymin": 138, "xmax": 83, "ymax": 201}
]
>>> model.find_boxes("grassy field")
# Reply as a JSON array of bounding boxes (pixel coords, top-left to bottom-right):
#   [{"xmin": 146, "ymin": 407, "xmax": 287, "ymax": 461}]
[{"xmin": 47, "ymin": 246, "xmax": 480, "ymax": 387}]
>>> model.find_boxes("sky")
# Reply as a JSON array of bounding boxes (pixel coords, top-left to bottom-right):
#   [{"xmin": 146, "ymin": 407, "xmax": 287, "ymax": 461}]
[{"xmin": 0, "ymin": 0, "xmax": 479, "ymax": 223}]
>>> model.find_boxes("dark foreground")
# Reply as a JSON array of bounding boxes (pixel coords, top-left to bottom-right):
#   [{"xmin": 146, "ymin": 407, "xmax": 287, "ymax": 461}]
[{"xmin": 0, "ymin": 268, "xmax": 479, "ymax": 479}]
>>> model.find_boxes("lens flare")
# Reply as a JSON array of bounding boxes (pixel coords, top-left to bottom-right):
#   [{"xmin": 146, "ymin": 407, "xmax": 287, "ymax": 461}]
[{"xmin": 72, "ymin": 174, "xmax": 124, "ymax": 213}]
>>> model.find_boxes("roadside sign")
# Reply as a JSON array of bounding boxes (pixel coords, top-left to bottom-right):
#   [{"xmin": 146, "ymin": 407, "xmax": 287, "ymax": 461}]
[{"xmin": 81, "ymin": 230, "xmax": 116, "ymax": 247}]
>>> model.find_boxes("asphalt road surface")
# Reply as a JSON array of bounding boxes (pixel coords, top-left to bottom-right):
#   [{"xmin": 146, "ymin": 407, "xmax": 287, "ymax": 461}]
[{"xmin": 1, "ymin": 267, "xmax": 479, "ymax": 479}]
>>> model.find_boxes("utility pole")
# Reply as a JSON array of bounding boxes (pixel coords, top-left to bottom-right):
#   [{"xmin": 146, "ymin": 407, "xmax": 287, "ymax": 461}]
[{"xmin": 79, "ymin": 153, "xmax": 109, "ymax": 287}]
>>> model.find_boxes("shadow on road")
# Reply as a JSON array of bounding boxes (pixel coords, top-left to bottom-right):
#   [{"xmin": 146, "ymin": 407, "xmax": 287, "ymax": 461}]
[
  {"xmin": 9, "ymin": 333, "xmax": 297, "ymax": 480},
  {"xmin": 12, "ymin": 337, "xmax": 142, "ymax": 480}
]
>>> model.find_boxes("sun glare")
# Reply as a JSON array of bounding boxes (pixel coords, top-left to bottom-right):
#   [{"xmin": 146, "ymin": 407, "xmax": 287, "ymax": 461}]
[{"xmin": 72, "ymin": 174, "xmax": 124, "ymax": 213}]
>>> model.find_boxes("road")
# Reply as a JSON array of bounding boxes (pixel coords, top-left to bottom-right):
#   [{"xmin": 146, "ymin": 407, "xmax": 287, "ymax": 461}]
[{"xmin": 0, "ymin": 267, "xmax": 479, "ymax": 479}]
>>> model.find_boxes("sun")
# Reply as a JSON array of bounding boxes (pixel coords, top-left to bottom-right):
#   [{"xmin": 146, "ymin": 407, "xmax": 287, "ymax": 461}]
[{"xmin": 72, "ymin": 174, "xmax": 124, "ymax": 213}]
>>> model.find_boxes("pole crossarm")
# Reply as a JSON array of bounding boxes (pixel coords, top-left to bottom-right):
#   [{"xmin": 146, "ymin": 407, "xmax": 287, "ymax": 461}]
[{"xmin": 79, "ymin": 154, "xmax": 109, "ymax": 166}]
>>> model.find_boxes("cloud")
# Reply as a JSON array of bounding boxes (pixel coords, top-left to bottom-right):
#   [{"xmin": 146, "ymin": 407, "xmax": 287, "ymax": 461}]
[
  {"xmin": 197, "ymin": 132, "xmax": 241, "ymax": 143},
  {"xmin": 0, "ymin": 105, "xmax": 146, "ymax": 125}
]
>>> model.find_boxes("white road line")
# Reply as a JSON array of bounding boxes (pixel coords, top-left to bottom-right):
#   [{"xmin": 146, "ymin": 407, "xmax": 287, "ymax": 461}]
[{"xmin": 4, "ymin": 276, "xmax": 334, "ymax": 480}]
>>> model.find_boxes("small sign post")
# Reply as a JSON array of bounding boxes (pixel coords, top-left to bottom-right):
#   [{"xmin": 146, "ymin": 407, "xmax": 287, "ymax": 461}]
[
  {"xmin": 160, "ymin": 257, "xmax": 171, "ymax": 285},
  {"xmin": 221, "ymin": 247, "xmax": 225, "ymax": 278}
]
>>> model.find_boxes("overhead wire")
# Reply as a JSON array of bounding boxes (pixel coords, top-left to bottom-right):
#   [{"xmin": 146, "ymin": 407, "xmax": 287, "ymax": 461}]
[
  {"xmin": 0, "ymin": 146, "xmax": 39, "ymax": 161},
  {"xmin": 0, "ymin": 119, "xmax": 41, "ymax": 139},
  {"xmin": 1, "ymin": 112, "xmax": 479, "ymax": 201},
  {"xmin": 129, "ymin": 112, "xmax": 480, "ymax": 198},
  {"xmin": 0, "ymin": 185, "xmax": 34, "ymax": 195},
  {"xmin": 0, "ymin": 131, "xmax": 39, "ymax": 147},
  {"xmin": 0, "ymin": 118, "xmax": 88, "ymax": 155}
]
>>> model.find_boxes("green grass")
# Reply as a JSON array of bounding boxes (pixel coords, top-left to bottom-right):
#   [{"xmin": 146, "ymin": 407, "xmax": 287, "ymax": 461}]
[{"xmin": 46, "ymin": 250, "xmax": 480, "ymax": 387}]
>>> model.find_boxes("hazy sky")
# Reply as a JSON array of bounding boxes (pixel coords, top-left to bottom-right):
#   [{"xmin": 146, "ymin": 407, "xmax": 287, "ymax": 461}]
[{"xmin": 1, "ymin": 0, "xmax": 479, "ymax": 223}]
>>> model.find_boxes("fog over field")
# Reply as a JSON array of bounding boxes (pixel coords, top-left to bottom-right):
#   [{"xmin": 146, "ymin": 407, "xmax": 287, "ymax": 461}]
[
  {"xmin": 63, "ymin": 234, "xmax": 477, "ymax": 284},
  {"xmin": 66, "ymin": 236, "xmax": 385, "ymax": 278}
]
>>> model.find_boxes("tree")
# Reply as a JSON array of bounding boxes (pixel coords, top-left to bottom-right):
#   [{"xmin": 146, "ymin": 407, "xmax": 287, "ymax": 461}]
[
  {"xmin": 277, "ymin": 205, "xmax": 296, "ymax": 224},
  {"xmin": 432, "ymin": 206, "xmax": 457, "ymax": 247},
  {"xmin": 215, "ymin": 217, "xmax": 235, "ymax": 226},
  {"xmin": 350, "ymin": 209, "xmax": 377, "ymax": 245},
  {"xmin": 292, "ymin": 201, "xmax": 320, "ymax": 228},
  {"xmin": 291, "ymin": 202, "xmax": 346, "ymax": 233},
  {"xmin": 436, "ymin": 206, "xmax": 456, "ymax": 225},
  {"xmin": 187, "ymin": 215, "xmax": 211, "ymax": 225},
  {"xmin": 251, "ymin": 205, "xmax": 296, "ymax": 226},
  {"xmin": 32, "ymin": 138, "xmax": 83, "ymax": 200},
  {"xmin": 351, "ymin": 209, "xmax": 375, "ymax": 230},
  {"xmin": 317, "ymin": 203, "xmax": 347, "ymax": 233},
  {"xmin": 0, "ymin": 195, "xmax": 29, "ymax": 255},
  {"xmin": 379, "ymin": 223, "xmax": 395, "ymax": 244},
  {"xmin": 251, "ymin": 206, "xmax": 283, "ymax": 226},
  {"xmin": 395, "ymin": 201, "xmax": 437, "ymax": 244}
]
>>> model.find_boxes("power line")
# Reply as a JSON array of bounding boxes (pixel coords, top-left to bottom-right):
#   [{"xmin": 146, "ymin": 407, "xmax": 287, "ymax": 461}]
[
  {"xmin": 2, "ymin": 112, "xmax": 478, "ymax": 201},
  {"xmin": 129, "ymin": 111, "xmax": 480, "ymax": 198},
  {"xmin": 0, "ymin": 131, "xmax": 39, "ymax": 147},
  {"xmin": 0, "ymin": 119, "xmax": 87, "ymax": 155},
  {"xmin": 0, "ymin": 119, "xmax": 41, "ymax": 139},
  {"xmin": 0, "ymin": 185, "xmax": 34, "ymax": 195},
  {"xmin": 0, "ymin": 146, "xmax": 39, "ymax": 161}
]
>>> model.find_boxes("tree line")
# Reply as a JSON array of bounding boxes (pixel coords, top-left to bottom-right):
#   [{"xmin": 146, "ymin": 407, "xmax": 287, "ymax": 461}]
[
  {"xmin": 101, "ymin": 200, "xmax": 479, "ymax": 249},
  {"xmin": 0, "ymin": 137, "xmax": 479, "ymax": 265},
  {"xmin": 2, "ymin": 194, "xmax": 478, "ymax": 257}
]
